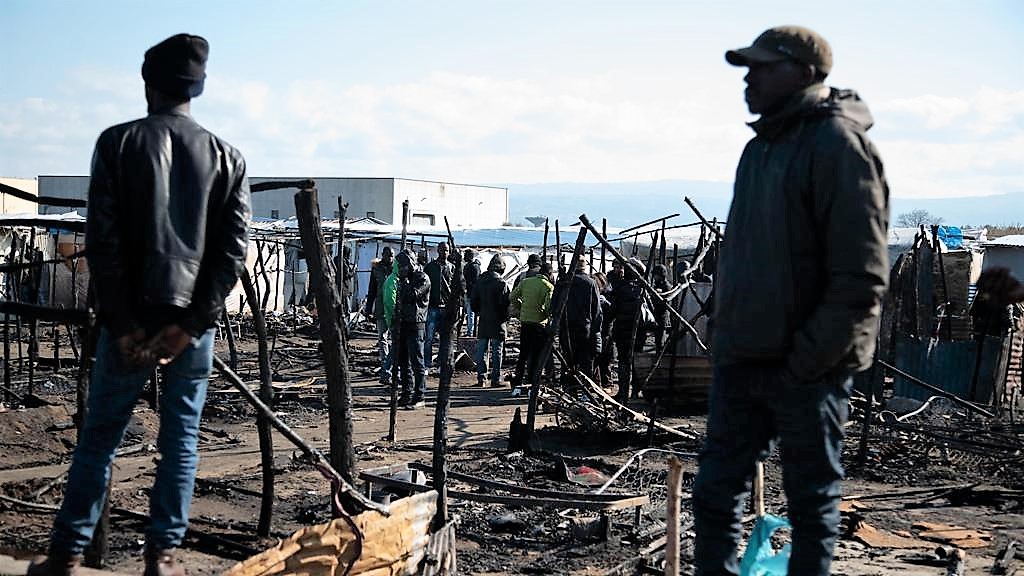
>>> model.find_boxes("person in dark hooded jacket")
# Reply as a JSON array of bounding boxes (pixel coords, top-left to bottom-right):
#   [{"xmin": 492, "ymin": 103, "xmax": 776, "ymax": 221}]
[
  {"xmin": 470, "ymin": 254, "xmax": 511, "ymax": 387},
  {"xmin": 393, "ymin": 250, "xmax": 431, "ymax": 408},
  {"xmin": 608, "ymin": 258, "xmax": 646, "ymax": 401},
  {"xmin": 692, "ymin": 26, "xmax": 890, "ymax": 576},
  {"xmin": 462, "ymin": 249, "xmax": 481, "ymax": 336},
  {"xmin": 552, "ymin": 255, "xmax": 602, "ymax": 383}
]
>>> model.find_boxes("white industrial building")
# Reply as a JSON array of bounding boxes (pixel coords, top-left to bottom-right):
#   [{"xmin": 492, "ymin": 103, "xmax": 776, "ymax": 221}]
[
  {"xmin": 37, "ymin": 175, "xmax": 509, "ymax": 227},
  {"xmin": 0, "ymin": 178, "xmax": 39, "ymax": 214}
]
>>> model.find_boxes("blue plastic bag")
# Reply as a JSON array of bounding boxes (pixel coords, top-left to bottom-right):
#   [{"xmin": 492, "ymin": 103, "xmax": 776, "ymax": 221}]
[{"xmin": 739, "ymin": 513, "xmax": 791, "ymax": 576}]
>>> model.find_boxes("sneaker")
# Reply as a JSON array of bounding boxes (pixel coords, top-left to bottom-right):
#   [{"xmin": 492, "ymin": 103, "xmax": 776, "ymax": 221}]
[
  {"xmin": 397, "ymin": 394, "xmax": 411, "ymax": 407},
  {"xmin": 509, "ymin": 387, "xmax": 523, "ymax": 398},
  {"xmin": 144, "ymin": 548, "xmax": 185, "ymax": 576},
  {"xmin": 406, "ymin": 398, "xmax": 425, "ymax": 409},
  {"xmin": 490, "ymin": 380, "xmax": 503, "ymax": 388},
  {"xmin": 474, "ymin": 379, "xmax": 486, "ymax": 387},
  {"xmin": 27, "ymin": 553, "xmax": 82, "ymax": 576}
]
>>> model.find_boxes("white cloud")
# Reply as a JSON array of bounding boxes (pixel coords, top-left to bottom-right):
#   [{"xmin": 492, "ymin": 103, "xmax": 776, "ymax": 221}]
[
  {"xmin": 872, "ymin": 87, "xmax": 1024, "ymax": 198},
  {"xmin": 971, "ymin": 86, "xmax": 1024, "ymax": 135},
  {"xmin": 875, "ymin": 94, "xmax": 971, "ymax": 129},
  {"xmin": 1, "ymin": 71, "xmax": 1021, "ymax": 202}
]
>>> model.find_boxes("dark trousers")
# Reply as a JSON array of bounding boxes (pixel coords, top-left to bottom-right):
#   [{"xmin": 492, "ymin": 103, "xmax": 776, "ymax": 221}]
[
  {"xmin": 654, "ymin": 316, "xmax": 669, "ymax": 353},
  {"xmin": 692, "ymin": 362, "xmax": 852, "ymax": 576},
  {"xmin": 596, "ymin": 330, "xmax": 614, "ymax": 385},
  {"xmin": 396, "ymin": 322, "xmax": 426, "ymax": 400},
  {"xmin": 559, "ymin": 324, "xmax": 593, "ymax": 380},
  {"xmin": 513, "ymin": 322, "xmax": 547, "ymax": 387},
  {"xmin": 613, "ymin": 320, "xmax": 644, "ymax": 398}
]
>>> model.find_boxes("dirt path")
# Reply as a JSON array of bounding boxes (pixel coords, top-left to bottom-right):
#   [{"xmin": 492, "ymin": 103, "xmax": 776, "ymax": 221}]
[{"xmin": 1, "ymin": 333, "xmax": 1022, "ymax": 575}]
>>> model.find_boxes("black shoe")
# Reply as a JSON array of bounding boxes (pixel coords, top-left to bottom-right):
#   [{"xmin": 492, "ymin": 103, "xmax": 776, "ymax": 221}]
[
  {"xmin": 27, "ymin": 553, "xmax": 82, "ymax": 576},
  {"xmin": 397, "ymin": 394, "xmax": 411, "ymax": 407},
  {"xmin": 406, "ymin": 396, "xmax": 425, "ymax": 409},
  {"xmin": 144, "ymin": 548, "xmax": 186, "ymax": 576}
]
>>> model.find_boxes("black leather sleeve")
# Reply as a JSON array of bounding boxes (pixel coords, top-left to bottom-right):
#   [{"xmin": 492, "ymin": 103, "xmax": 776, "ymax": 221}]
[
  {"xmin": 86, "ymin": 132, "xmax": 138, "ymax": 337},
  {"xmin": 181, "ymin": 151, "xmax": 251, "ymax": 336}
]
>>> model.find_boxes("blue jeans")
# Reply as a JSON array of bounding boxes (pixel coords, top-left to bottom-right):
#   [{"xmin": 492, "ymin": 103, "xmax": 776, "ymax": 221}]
[
  {"xmin": 423, "ymin": 307, "xmax": 445, "ymax": 369},
  {"xmin": 475, "ymin": 336, "xmax": 504, "ymax": 385},
  {"xmin": 464, "ymin": 295, "xmax": 476, "ymax": 337},
  {"xmin": 376, "ymin": 316, "xmax": 391, "ymax": 383},
  {"xmin": 51, "ymin": 327, "xmax": 214, "ymax": 555},
  {"xmin": 692, "ymin": 362, "xmax": 852, "ymax": 576}
]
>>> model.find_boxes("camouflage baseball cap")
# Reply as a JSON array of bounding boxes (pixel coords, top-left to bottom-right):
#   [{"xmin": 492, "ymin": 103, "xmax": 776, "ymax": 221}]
[{"xmin": 725, "ymin": 25, "xmax": 832, "ymax": 76}]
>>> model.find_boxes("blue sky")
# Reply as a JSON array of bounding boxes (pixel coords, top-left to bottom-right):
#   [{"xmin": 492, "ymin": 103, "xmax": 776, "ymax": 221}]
[{"xmin": 2, "ymin": 0, "xmax": 1022, "ymax": 201}]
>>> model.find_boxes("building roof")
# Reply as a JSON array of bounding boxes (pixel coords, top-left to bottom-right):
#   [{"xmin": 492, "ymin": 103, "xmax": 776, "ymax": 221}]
[{"xmin": 984, "ymin": 234, "xmax": 1024, "ymax": 248}]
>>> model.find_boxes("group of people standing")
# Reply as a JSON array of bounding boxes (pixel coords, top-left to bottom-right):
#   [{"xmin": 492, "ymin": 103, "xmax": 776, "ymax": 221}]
[{"xmin": 362, "ymin": 242, "xmax": 678, "ymax": 405}]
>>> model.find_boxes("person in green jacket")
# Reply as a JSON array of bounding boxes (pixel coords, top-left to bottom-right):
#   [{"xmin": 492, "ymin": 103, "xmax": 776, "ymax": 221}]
[
  {"xmin": 382, "ymin": 259, "xmax": 399, "ymax": 329},
  {"xmin": 509, "ymin": 261, "xmax": 553, "ymax": 396},
  {"xmin": 693, "ymin": 26, "xmax": 889, "ymax": 576}
]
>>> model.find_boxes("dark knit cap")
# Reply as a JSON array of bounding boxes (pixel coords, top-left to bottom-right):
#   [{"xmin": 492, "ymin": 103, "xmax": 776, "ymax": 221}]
[{"xmin": 141, "ymin": 33, "xmax": 209, "ymax": 99}]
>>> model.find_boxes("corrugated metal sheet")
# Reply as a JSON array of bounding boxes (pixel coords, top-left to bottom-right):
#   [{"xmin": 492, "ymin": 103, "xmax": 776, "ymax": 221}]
[{"xmin": 893, "ymin": 335, "xmax": 1003, "ymax": 403}]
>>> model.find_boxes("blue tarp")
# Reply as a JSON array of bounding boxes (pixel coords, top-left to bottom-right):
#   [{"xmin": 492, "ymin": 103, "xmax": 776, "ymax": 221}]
[{"xmin": 937, "ymin": 226, "xmax": 964, "ymax": 249}]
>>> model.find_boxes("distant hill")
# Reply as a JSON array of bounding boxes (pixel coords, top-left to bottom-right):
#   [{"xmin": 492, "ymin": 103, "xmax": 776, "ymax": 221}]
[
  {"xmin": 503, "ymin": 180, "xmax": 733, "ymax": 228},
  {"xmin": 501, "ymin": 180, "xmax": 1023, "ymax": 228}
]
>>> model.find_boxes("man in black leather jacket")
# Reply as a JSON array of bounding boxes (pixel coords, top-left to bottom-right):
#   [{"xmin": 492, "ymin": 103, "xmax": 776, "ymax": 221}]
[
  {"xmin": 394, "ymin": 250, "xmax": 431, "ymax": 408},
  {"xmin": 31, "ymin": 34, "xmax": 250, "ymax": 576}
]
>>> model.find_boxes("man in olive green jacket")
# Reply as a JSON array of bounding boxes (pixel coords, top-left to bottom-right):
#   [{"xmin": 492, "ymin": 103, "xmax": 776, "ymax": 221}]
[
  {"xmin": 692, "ymin": 26, "xmax": 889, "ymax": 576},
  {"xmin": 509, "ymin": 262, "xmax": 554, "ymax": 395}
]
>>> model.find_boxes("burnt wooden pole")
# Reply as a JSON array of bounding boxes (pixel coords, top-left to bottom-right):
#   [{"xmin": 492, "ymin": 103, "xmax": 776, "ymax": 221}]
[
  {"xmin": 336, "ymin": 196, "xmax": 348, "ymax": 312},
  {"xmin": 2, "ymin": 317, "xmax": 9, "ymax": 404},
  {"xmin": 400, "ymin": 199, "xmax": 410, "ymax": 251},
  {"xmin": 684, "ymin": 197, "xmax": 725, "ymax": 241},
  {"xmin": 27, "ymin": 233, "xmax": 38, "ymax": 395},
  {"xmin": 525, "ymin": 226, "xmax": 589, "ymax": 436},
  {"xmin": 212, "ymin": 357, "xmax": 385, "ymax": 515},
  {"xmin": 672, "ymin": 244, "xmax": 679, "ymax": 282},
  {"xmin": 221, "ymin": 310, "xmax": 239, "ymax": 371},
  {"xmin": 50, "ymin": 261, "xmax": 60, "ymax": 373},
  {"xmin": 390, "ymin": 201, "xmax": 410, "ymax": 443},
  {"xmin": 542, "ymin": 218, "xmax": 549, "ymax": 261},
  {"xmin": 555, "ymin": 219, "xmax": 562, "ymax": 274},
  {"xmin": 646, "ymin": 231, "xmax": 659, "ymax": 281},
  {"xmin": 932, "ymin": 225, "xmax": 953, "ymax": 340},
  {"xmin": 240, "ymin": 268, "xmax": 275, "ymax": 536},
  {"xmin": 659, "ymin": 219, "xmax": 668, "ymax": 265},
  {"xmin": 258, "ymin": 241, "xmax": 272, "ymax": 312},
  {"xmin": 388, "ymin": 293, "xmax": 401, "ymax": 443},
  {"xmin": 600, "ymin": 218, "xmax": 607, "ymax": 272},
  {"xmin": 295, "ymin": 186, "xmax": 356, "ymax": 490},
  {"xmin": 579, "ymin": 215, "xmax": 708, "ymax": 352},
  {"xmin": 665, "ymin": 456, "xmax": 684, "ymax": 576},
  {"xmin": 856, "ymin": 358, "xmax": 881, "ymax": 467},
  {"xmin": 433, "ymin": 217, "xmax": 464, "ymax": 527}
]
